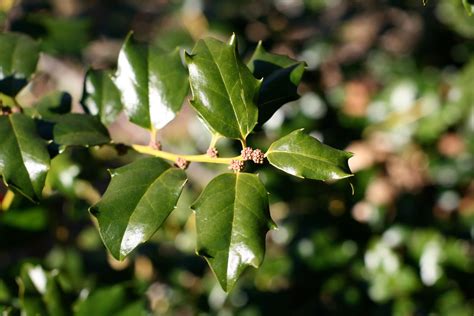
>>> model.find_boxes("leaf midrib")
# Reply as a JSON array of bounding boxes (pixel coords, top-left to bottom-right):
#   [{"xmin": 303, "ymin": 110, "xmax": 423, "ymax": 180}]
[
  {"xmin": 267, "ymin": 148, "xmax": 340, "ymax": 167},
  {"xmin": 203, "ymin": 41, "xmax": 242, "ymax": 138},
  {"xmin": 118, "ymin": 167, "xmax": 174, "ymax": 255},
  {"xmin": 226, "ymin": 173, "xmax": 240, "ymax": 290},
  {"xmin": 232, "ymin": 47, "xmax": 251, "ymax": 137}
]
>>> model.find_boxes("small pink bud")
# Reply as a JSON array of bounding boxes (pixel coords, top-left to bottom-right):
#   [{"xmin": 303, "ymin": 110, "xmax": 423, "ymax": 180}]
[
  {"xmin": 241, "ymin": 147, "xmax": 253, "ymax": 161},
  {"xmin": 149, "ymin": 139, "xmax": 162, "ymax": 150},
  {"xmin": 206, "ymin": 147, "xmax": 219, "ymax": 158},
  {"xmin": 175, "ymin": 157, "xmax": 189, "ymax": 169},
  {"xmin": 251, "ymin": 149, "xmax": 265, "ymax": 164},
  {"xmin": 228, "ymin": 159, "xmax": 244, "ymax": 172}
]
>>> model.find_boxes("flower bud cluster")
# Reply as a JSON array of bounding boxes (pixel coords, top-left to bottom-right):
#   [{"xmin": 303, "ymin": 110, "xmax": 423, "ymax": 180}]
[
  {"xmin": 206, "ymin": 147, "xmax": 219, "ymax": 158},
  {"xmin": 175, "ymin": 157, "xmax": 189, "ymax": 169},
  {"xmin": 228, "ymin": 159, "xmax": 244, "ymax": 172},
  {"xmin": 241, "ymin": 147, "xmax": 265, "ymax": 164}
]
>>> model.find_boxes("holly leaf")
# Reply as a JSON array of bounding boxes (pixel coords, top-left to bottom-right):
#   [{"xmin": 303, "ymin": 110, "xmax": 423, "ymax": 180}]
[
  {"xmin": 81, "ymin": 69, "xmax": 123, "ymax": 126},
  {"xmin": 185, "ymin": 34, "xmax": 260, "ymax": 141},
  {"xmin": 192, "ymin": 173, "xmax": 275, "ymax": 292},
  {"xmin": 53, "ymin": 113, "xmax": 110, "ymax": 146},
  {"xmin": 266, "ymin": 129, "xmax": 353, "ymax": 181},
  {"xmin": 90, "ymin": 157, "xmax": 187, "ymax": 260},
  {"xmin": 113, "ymin": 32, "xmax": 188, "ymax": 130},
  {"xmin": 0, "ymin": 113, "xmax": 50, "ymax": 202},
  {"xmin": 0, "ymin": 32, "xmax": 40, "ymax": 96},
  {"xmin": 17, "ymin": 264, "xmax": 68, "ymax": 316},
  {"xmin": 247, "ymin": 42, "xmax": 305, "ymax": 126}
]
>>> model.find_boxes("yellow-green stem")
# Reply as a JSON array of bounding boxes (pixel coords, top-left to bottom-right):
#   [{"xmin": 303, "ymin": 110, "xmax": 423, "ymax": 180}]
[
  {"xmin": 150, "ymin": 126, "xmax": 158, "ymax": 145},
  {"xmin": 209, "ymin": 133, "xmax": 221, "ymax": 148},
  {"xmin": 1, "ymin": 190, "xmax": 15, "ymax": 211},
  {"xmin": 132, "ymin": 144, "xmax": 241, "ymax": 165}
]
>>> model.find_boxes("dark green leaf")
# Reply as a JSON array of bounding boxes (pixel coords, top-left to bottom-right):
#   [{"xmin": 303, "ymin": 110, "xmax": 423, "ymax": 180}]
[
  {"xmin": 0, "ymin": 32, "xmax": 39, "ymax": 80},
  {"xmin": 53, "ymin": 114, "xmax": 110, "ymax": 146},
  {"xmin": 0, "ymin": 113, "xmax": 50, "ymax": 201},
  {"xmin": 81, "ymin": 69, "xmax": 123, "ymax": 126},
  {"xmin": 266, "ymin": 129, "xmax": 353, "ymax": 181},
  {"xmin": 25, "ymin": 91, "xmax": 72, "ymax": 121},
  {"xmin": 186, "ymin": 35, "xmax": 260, "ymax": 141},
  {"xmin": 247, "ymin": 42, "xmax": 305, "ymax": 126},
  {"xmin": 192, "ymin": 173, "xmax": 275, "ymax": 292},
  {"xmin": 90, "ymin": 157, "xmax": 187, "ymax": 260},
  {"xmin": 0, "ymin": 206, "xmax": 48, "ymax": 231},
  {"xmin": 75, "ymin": 285, "xmax": 146, "ymax": 316},
  {"xmin": 0, "ymin": 32, "xmax": 40, "ymax": 96},
  {"xmin": 114, "ymin": 32, "xmax": 188, "ymax": 130},
  {"xmin": 29, "ymin": 15, "xmax": 90, "ymax": 55}
]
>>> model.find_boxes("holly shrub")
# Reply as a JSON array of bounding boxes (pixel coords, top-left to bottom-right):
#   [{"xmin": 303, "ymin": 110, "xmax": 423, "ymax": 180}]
[
  {"xmin": 1, "ymin": 1, "xmax": 473, "ymax": 315},
  {"xmin": 0, "ymin": 29, "xmax": 353, "ymax": 294}
]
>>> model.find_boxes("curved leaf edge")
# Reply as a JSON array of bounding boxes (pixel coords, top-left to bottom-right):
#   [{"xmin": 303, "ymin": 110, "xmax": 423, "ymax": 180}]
[
  {"xmin": 191, "ymin": 172, "xmax": 276, "ymax": 292},
  {"xmin": 184, "ymin": 33, "xmax": 261, "ymax": 141},
  {"xmin": 266, "ymin": 128, "xmax": 354, "ymax": 181},
  {"xmin": 89, "ymin": 161, "xmax": 187, "ymax": 261}
]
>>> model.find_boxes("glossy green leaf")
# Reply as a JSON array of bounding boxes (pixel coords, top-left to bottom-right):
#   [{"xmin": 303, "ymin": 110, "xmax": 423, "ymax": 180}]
[
  {"xmin": 45, "ymin": 152, "xmax": 80, "ymax": 197},
  {"xmin": 18, "ymin": 264, "xmax": 68, "ymax": 316},
  {"xmin": 90, "ymin": 157, "xmax": 187, "ymax": 260},
  {"xmin": 81, "ymin": 69, "xmax": 123, "ymax": 126},
  {"xmin": 114, "ymin": 32, "xmax": 188, "ymax": 130},
  {"xmin": 52, "ymin": 114, "xmax": 110, "ymax": 146},
  {"xmin": 0, "ymin": 33, "xmax": 40, "ymax": 96},
  {"xmin": 186, "ymin": 35, "xmax": 260, "ymax": 140},
  {"xmin": 0, "ymin": 32, "xmax": 39, "ymax": 80},
  {"xmin": 0, "ymin": 113, "xmax": 50, "ymax": 201},
  {"xmin": 247, "ymin": 42, "xmax": 305, "ymax": 126},
  {"xmin": 30, "ymin": 15, "xmax": 90, "ymax": 56},
  {"xmin": 192, "ymin": 173, "xmax": 275, "ymax": 292},
  {"xmin": 266, "ymin": 129, "xmax": 353, "ymax": 181}
]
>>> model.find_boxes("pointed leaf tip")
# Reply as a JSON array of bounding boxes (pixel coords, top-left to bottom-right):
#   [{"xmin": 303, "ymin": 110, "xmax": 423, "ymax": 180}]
[
  {"xmin": 184, "ymin": 50, "xmax": 194, "ymax": 61},
  {"xmin": 247, "ymin": 44, "xmax": 306, "ymax": 126},
  {"xmin": 228, "ymin": 33, "xmax": 237, "ymax": 46}
]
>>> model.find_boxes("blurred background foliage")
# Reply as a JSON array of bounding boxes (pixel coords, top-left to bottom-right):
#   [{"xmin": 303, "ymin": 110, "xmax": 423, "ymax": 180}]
[{"xmin": 0, "ymin": 0, "xmax": 473, "ymax": 315}]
